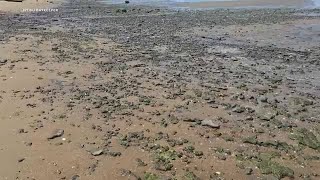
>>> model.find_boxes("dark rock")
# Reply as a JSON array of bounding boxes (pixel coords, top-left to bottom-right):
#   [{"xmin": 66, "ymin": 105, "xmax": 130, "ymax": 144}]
[
  {"xmin": 17, "ymin": 128, "xmax": 25, "ymax": 133},
  {"xmin": 71, "ymin": 175, "xmax": 80, "ymax": 180},
  {"xmin": 18, "ymin": 158, "xmax": 25, "ymax": 163},
  {"xmin": 25, "ymin": 142, "xmax": 32, "ymax": 146},
  {"xmin": 108, "ymin": 151, "xmax": 121, "ymax": 157},
  {"xmin": 136, "ymin": 158, "xmax": 147, "ymax": 166}
]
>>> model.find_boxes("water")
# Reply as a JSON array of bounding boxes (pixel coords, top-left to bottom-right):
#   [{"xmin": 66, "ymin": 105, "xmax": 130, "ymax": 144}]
[
  {"xmin": 314, "ymin": 0, "xmax": 320, "ymax": 6},
  {"xmin": 105, "ymin": 0, "xmax": 320, "ymax": 8}
]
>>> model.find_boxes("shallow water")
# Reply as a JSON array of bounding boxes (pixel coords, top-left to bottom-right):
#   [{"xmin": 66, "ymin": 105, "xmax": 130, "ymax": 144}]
[{"xmin": 105, "ymin": 0, "xmax": 320, "ymax": 8}]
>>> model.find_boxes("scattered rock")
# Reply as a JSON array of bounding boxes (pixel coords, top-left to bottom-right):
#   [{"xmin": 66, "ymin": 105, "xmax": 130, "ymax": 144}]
[
  {"xmin": 201, "ymin": 119, "xmax": 220, "ymax": 128},
  {"xmin": 245, "ymin": 167, "xmax": 253, "ymax": 175},
  {"xmin": 18, "ymin": 158, "xmax": 25, "ymax": 163},
  {"xmin": 47, "ymin": 129, "xmax": 64, "ymax": 140},
  {"xmin": 259, "ymin": 96, "xmax": 268, "ymax": 103},
  {"xmin": 91, "ymin": 150, "xmax": 104, "ymax": 156},
  {"xmin": 17, "ymin": 128, "xmax": 26, "ymax": 133},
  {"xmin": 71, "ymin": 175, "xmax": 80, "ymax": 180}
]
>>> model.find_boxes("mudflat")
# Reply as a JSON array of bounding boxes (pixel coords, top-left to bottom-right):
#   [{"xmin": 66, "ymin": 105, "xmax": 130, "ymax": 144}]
[{"xmin": 0, "ymin": 0, "xmax": 320, "ymax": 179}]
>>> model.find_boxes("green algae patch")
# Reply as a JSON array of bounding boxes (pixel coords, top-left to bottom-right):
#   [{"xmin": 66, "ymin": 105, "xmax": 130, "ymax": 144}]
[
  {"xmin": 153, "ymin": 149, "xmax": 179, "ymax": 171},
  {"xmin": 289, "ymin": 128, "xmax": 320, "ymax": 150},
  {"xmin": 258, "ymin": 159, "xmax": 294, "ymax": 179},
  {"xmin": 144, "ymin": 172, "xmax": 159, "ymax": 180},
  {"xmin": 183, "ymin": 171, "xmax": 200, "ymax": 180},
  {"xmin": 155, "ymin": 149, "xmax": 178, "ymax": 161}
]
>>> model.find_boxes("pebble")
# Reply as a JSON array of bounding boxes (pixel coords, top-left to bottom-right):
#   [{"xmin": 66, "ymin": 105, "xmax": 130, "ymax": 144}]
[
  {"xmin": 245, "ymin": 167, "xmax": 253, "ymax": 175},
  {"xmin": 18, "ymin": 158, "xmax": 25, "ymax": 163},
  {"xmin": 47, "ymin": 129, "xmax": 64, "ymax": 140},
  {"xmin": 201, "ymin": 119, "xmax": 220, "ymax": 129},
  {"xmin": 71, "ymin": 175, "xmax": 80, "ymax": 180},
  {"xmin": 91, "ymin": 150, "xmax": 104, "ymax": 156}
]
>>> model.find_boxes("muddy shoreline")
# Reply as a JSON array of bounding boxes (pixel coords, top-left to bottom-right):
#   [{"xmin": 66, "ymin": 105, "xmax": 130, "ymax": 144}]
[{"xmin": 0, "ymin": 0, "xmax": 320, "ymax": 179}]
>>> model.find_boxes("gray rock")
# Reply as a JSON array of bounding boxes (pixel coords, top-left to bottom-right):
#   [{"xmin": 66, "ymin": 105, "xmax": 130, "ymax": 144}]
[
  {"xmin": 258, "ymin": 110, "xmax": 277, "ymax": 121},
  {"xmin": 217, "ymin": 154, "xmax": 226, "ymax": 160},
  {"xmin": 259, "ymin": 96, "xmax": 268, "ymax": 103},
  {"xmin": 71, "ymin": 175, "xmax": 80, "ymax": 180},
  {"xmin": 91, "ymin": 150, "xmax": 103, "ymax": 156},
  {"xmin": 201, "ymin": 119, "xmax": 220, "ymax": 128},
  {"xmin": 232, "ymin": 106, "xmax": 246, "ymax": 113},
  {"xmin": 47, "ymin": 129, "xmax": 64, "ymax": 140},
  {"xmin": 245, "ymin": 167, "xmax": 253, "ymax": 175},
  {"xmin": 245, "ymin": 116, "xmax": 254, "ymax": 121}
]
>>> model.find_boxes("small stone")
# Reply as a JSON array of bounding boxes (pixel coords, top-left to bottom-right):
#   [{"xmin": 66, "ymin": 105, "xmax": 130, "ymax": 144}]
[
  {"xmin": 91, "ymin": 150, "xmax": 103, "ymax": 156},
  {"xmin": 71, "ymin": 175, "xmax": 80, "ymax": 180},
  {"xmin": 18, "ymin": 158, "xmax": 25, "ymax": 163},
  {"xmin": 259, "ymin": 96, "xmax": 268, "ymax": 103},
  {"xmin": 136, "ymin": 158, "xmax": 147, "ymax": 166},
  {"xmin": 245, "ymin": 116, "xmax": 254, "ymax": 121},
  {"xmin": 55, "ymin": 142, "xmax": 63, "ymax": 146},
  {"xmin": 245, "ymin": 167, "xmax": 253, "ymax": 175},
  {"xmin": 259, "ymin": 110, "xmax": 277, "ymax": 121},
  {"xmin": 194, "ymin": 151, "xmax": 204, "ymax": 156},
  {"xmin": 217, "ymin": 154, "xmax": 227, "ymax": 160},
  {"xmin": 47, "ymin": 129, "xmax": 64, "ymax": 140},
  {"xmin": 232, "ymin": 106, "xmax": 245, "ymax": 113},
  {"xmin": 17, "ymin": 129, "xmax": 26, "ymax": 133},
  {"xmin": 25, "ymin": 142, "xmax": 32, "ymax": 146},
  {"xmin": 201, "ymin": 119, "xmax": 220, "ymax": 128},
  {"xmin": 108, "ymin": 151, "xmax": 121, "ymax": 157}
]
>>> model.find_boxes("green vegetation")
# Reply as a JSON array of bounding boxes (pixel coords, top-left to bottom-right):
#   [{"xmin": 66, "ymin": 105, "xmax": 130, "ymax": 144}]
[
  {"xmin": 289, "ymin": 128, "xmax": 320, "ymax": 150},
  {"xmin": 258, "ymin": 159, "xmax": 294, "ymax": 179},
  {"xmin": 144, "ymin": 172, "xmax": 159, "ymax": 180},
  {"xmin": 184, "ymin": 171, "xmax": 200, "ymax": 180}
]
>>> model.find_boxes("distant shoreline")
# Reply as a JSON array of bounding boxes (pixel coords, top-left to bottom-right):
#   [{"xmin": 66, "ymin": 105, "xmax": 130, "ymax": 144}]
[
  {"xmin": 102, "ymin": 0, "xmax": 319, "ymax": 9},
  {"xmin": 176, "ymin": 0, "xmax": 317, "ymax": 9},
  {"xmin": 0, "ymin": 0, "xmax": 63, "ymax": 13}
]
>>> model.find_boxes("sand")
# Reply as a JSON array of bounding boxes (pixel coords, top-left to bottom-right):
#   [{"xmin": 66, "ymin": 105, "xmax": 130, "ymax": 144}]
[
  {"xmin": 0, "ymin": 0, "xmax": 320, "ymax": 179},
  {"xmin": 0, "ymin": 0, "xmax": 62, "ymax": 13}
]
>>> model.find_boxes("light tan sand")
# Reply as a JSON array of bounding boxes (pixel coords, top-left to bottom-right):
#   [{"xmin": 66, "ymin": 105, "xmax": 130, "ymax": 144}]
[
  {"xmin": 178, "ymin": 0, "xmax": 309, "ymax": 8},
  {"xmin": 0, "ymin": 0, "xmax": 62, "ymax": 13}
]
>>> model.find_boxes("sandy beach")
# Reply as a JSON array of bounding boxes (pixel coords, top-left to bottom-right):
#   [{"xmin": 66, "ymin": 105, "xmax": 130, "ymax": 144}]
[{"xmin": 0, "ymin": 0, "xmax": 320, "ymax": 179}]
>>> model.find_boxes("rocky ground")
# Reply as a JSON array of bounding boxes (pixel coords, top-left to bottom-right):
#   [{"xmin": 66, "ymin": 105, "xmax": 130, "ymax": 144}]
[{"xmin": 0, "ymin": 0, "xmax": 320, "ymax": 179}]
